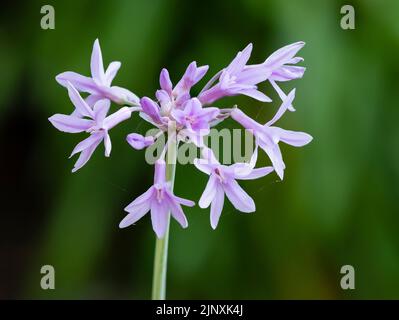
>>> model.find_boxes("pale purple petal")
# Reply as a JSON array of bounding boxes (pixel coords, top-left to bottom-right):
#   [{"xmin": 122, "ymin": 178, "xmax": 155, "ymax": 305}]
[
  {"xmin": 258, "ymin": 139, "xmax": 285, "ymax": 179},
  {"xmin": 210, "ymin": 185, "xmax": 224, "ymax": 229},
  {"xmin": 165, "ymin": 191, "xmax": 188, "ymax": 228},
  {"xmin": 171, "ymin": 194, "xmax": 195, "ymax": 207},
  {"xmin": 91, "ymin": 39, "xmax": 106, "ymax": 85},
  {"xmin": 109, "ymin": 86, "xmax": 140, "ymax": 104},
  {"xmin": 125, "ymin": 187, "xmax": 155, "ymax": 211},
  {"xmin": 105, "ymin": 61, "xmax": 121, "ymax": 86},
  {"xmin": 237, "ymin": 65, "xmax": 272, "ymax": 85},
  {"xmin": 156, "ymin": 89, "xmax": 171, "ymax": 105},
  {"xmin": 56, "ymin": 71, "xmax": 98, "ymax": 95},
  {"xmin": 269, "ymin": 80, "xmax": 295, "ymax": 112},
  {"xmin": 104, "ymin": 132, "xmax": 111, "ymax": 157},
  {"xmin": 49, "ymin": 114, "xmax": 94, "ymax": 133},
  {"xmin": 226, "ymin": 43, "xmax": 253, "ymax": 75},
  {"xmin": 267, "ymin": 88, "xmax": 296, "ymax": 126},
  {"xmin": 196, "ymin": 107, "xmax": 220, "ymax": 122},
  {"xmin": 170, "ymin": 109, "xmax": 186, "ymax": 125},
  {"xmin": 240, "ymin": 89, "xmax": 272, "ymax": 102},
  {"xmin": 231, "ymin": 108, "xmax": 264, "ymax": 132},
  {"xmin": 140, "ymin": 97, "xmax": 163, "ymax": 124},
  {"xmin": 66, "ymin": 82, "xmax": 94, "ymax": 118},
  {"xmin": 160, "ymin": 68, "xmax": 173, "ymax": 94},
  {"xmin": 70, "ymin": 132, "xmax": 104, "ymax": 158},
  {"xmin": 223, "ymin": 179, "xmax": 255, "ymax": 213},
  {"xmin": 119, "ymin": 201, "xmax": 151, "ymax": 228},
  {"xmin": 151, "ymin": 200, "xmax": 169, "ymax": 238},
  {"xmin": 85, "ymin": 94, "xmax": 103, "ymax": 108},
  {"xmin": 270, "ymin": 65, "xmax": 306, "ymax": 82},
  {"xmin": 264, "ymin": 41, "xmax": 305, "ymax": 70},
  {"xmin": 199, "ymin": 175, "xmax": 217, "ymax": 208},
  {"xmin": 238, "ymin": 166, "xmax": 274, "ymax": 180},
  {"xmin": 126, "ymin": 133, "xmax": 154, "ymax": 150},
  {"xmin": 194, "ymin": 65, "xmax": 209, "ymax": 83},
  {"xmin": 154, "ymin": 160, "xmax": 166, "ymax": 185},
  {"xmin": 102, "ymin": 107, "xmax": 131, "ymax": 130},
  {"xmin": 93, "ymin": 99, "xmax": 111, "ymax": 123},
  {"xmin": 193, "ymin": 158, "xmax": 213, "ymax": 175},
  {"xmin": 201, "ymin": 147, "xmax": 220, "ymax": 166},
  {"xmin": 270, "ymin": 127, "xmax": 313, "ymax": 147},
  {"xmin": 72, "ymin": 134, "xmax": 103, "ymax": 172}
]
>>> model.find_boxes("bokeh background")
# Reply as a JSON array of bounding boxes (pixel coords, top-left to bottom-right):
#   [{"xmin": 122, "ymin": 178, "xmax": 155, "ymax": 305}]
[{"xmin": 1, "ymin": 0, "xmax": 399, "ymax": 299}]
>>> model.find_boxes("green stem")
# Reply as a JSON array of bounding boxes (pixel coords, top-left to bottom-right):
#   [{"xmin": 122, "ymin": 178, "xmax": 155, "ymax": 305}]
[{"xmin": 151, "ymin": 133, "xmax": 177, "ymax": 300}]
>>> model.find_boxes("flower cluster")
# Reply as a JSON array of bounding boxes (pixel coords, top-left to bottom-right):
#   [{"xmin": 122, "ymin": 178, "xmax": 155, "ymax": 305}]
[{"xmin": 49, "ymin": 39, "xmax": 312, "ymax": 237}]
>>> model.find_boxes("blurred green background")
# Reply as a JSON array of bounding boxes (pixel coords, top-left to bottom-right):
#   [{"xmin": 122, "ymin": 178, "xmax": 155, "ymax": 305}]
[{"xmin": 1, "ymin": 0, "xmax": 399, "ymax": 299}]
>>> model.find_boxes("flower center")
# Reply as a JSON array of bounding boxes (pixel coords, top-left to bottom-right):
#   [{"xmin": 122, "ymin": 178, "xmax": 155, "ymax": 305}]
[
  {"xmin": 185, "ymin": 115, "xmax": 196, "ymax": 124},
  {"xmin": 155, "ymin": 187, "xmax": 164, "ymax": 203},
  {"xmin": 214, "ymin": 167, "xmax": 225, "ymax": 183}
]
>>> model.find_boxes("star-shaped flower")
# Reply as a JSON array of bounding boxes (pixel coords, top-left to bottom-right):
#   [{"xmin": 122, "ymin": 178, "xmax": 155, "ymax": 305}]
[{"xmin": 49, "ymin": 82, "xmax": 132, "ymax": 172}]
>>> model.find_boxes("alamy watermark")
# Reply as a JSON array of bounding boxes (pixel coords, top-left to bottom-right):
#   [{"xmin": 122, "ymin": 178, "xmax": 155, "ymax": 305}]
[
  {"xmin": 40, "ymin": 265, "xmax": 55, "ymax": 290},
  {"xmin": 340, "ymin": 265, "xmax": 355, "ymax": 290},
  {"xmin": 340, "ymin": 5, "xmax": 355, "ymax": 30},
  {"xmin": 40, "ymin": 5, "xmax": 55, "ymax": 30},
  {"xmin": 143, "ymin": 125, "xmax": 255, "ymax": 166}
]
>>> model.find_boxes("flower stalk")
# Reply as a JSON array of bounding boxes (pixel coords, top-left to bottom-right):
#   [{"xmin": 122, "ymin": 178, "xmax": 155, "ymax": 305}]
[{"xmin": 151, "ymin": 131, "xmax": 177, "ymax": 300}]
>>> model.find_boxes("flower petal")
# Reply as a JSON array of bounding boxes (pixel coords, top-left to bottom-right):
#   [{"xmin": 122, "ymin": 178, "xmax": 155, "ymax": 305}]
[
  {"xmin": 154, "ymin": 160, "xmax": 166, "ymax": 185},
  {"xmin": 126, "ymin": 133, "xmax": 154, "ymax": 150},
  {"xmin": 72, "ymin": 134, "xmax": 103, "ymax": 172},
  {"xmin": 171, "ymin": 194, "xmax": 195, "ymax": 207},
  {"xmin": 125, "ymin": 187, "xmax": 155, "ymax": 211},
  {"xmin": 160, "ymin": 68, "xmax": 173, "ymax": 94},
  {"xmin": 270, "ymin": 127, "xmax": 313, "ymax": 147},
  {"xmin": 240, "ymin": 89, "xmax": 272, "ymax": 102},
  {"xmin": 102, "ymin": 107, "xmax": 131, "ymax": 130},
  {"xmin": 165, "ymin": 191, "xmax": 188, "ymax": 228},
  {"xmin": 66, "ymin": 82, "xmax": 94, "ymax": 118},
  {"xmin": 193, "ymin": 158, "xmax": 213, "ymax": 175},
  {"xmin": 108, "ymin": 86, "xmax": 140, "ymax": 105},
  {"xmin": 223, "ymin": 179, "xmax": 255, "ymax": 213},
  {"xmin": 267, "ymin": 88, "xmax": 296, "ymax": 126},
  {"xmin": 210, "ymin": 185, "xmax": 225, "ymax": 229},
  {"xmin": 104, "ymin": 131, "xmax": 112, "ymax": 157},
  {"xmin": 105, "ymin": 61, "xmax": 121, "ymax": 86},
  {"xmin": 93, "ymin": 99, "xmax": 110, "ymax": 124},
  {"xmin": 119, "ymin": 201, "xmax": 151, "ymax": 228},
  {"xmin": 270, "ymin": 65, "xmax": 306, "ymax": 82},
  {"xmin": 151, "ymin": 200, "xmax": 169, "ymax": 238},
  {"xmin": 226, "ymin": 43, "xmax": 253, "ymax": 75},
  {"xmin": 258, "ymin": 138, "xmax": 285, "ymax": 179},
  {"xmin": 91, "ymin": 39, "xmax": 106, "ymax": 85},
  {"xmin": 238, "ymin": 166, "xmax": 274, "ymax": 180},
  {"xmin": 56, "ymin": 71, "xmax": 98, "ymax": 95},
  {"xmin": 264, "ymin": 41, "xmax": 305, "ymax": 70},
  {"xmin": 49, "ymin": 114, "xmax": 94, "ymax": 133},
  {"xmin": 140, "ymin": 97, "xmax": 162, "ymax": 124},
  {"xmin": 199, "ymin": 175, "xmax": 218, "ymax": 208},
  {"xmin": 70, "ymin": 132, "xmax": 104, "ymax": 158}
]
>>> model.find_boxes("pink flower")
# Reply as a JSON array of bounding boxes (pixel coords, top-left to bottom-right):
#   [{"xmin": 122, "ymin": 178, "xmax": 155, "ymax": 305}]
[
  {"xmin": 48, "ymin": 82, "xmax": 132, "ymax": 172},
  {"xmin": 56, "ymin": 39, "xmax": 139, "ymax": 107},
  {"xmin": 120, "ymin": 160, "xmax": 195, "ymax": 238},
  {"xmin": 172, "ymin": 98, "xmax": 219, "ymax": 146},
  {"xmin": 156, "ymin": 62, "xmax": 209, "ymax": 113},
  {"xmin": 194, "ymin": 147, "xmax": 273, "ymax": 229},
  {"xmin": 231, "ymin": 89, "xmax": 312, "ymax": 179}
]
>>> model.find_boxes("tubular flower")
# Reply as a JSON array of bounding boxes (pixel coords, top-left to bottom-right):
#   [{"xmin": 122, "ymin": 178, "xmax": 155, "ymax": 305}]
[
  {"xmin": 194, "ymin": 147, "xmax": 274, "ymax": 228},
  {"xmin": 56, "ymin": 39, "xmax": 139, "ymax": 108},
  {"xmin": 49, "ymin": 82, "xmax": 132, "ymax": 172},
  {"xmin": 120, "ymin": 160, "xmax": 195, "ymax": 238},
  {"xmin": 231, "ymin": 89, "xmax": 312, "ymax": 179}
]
